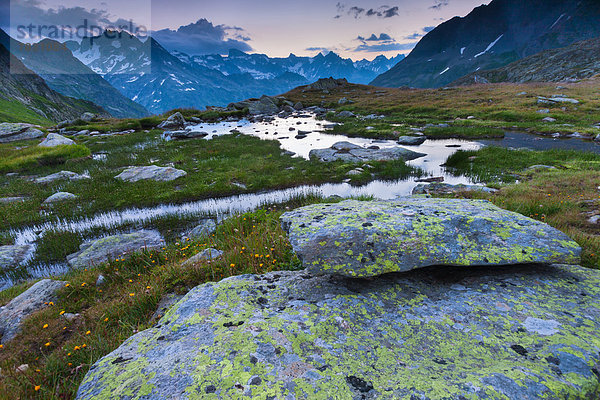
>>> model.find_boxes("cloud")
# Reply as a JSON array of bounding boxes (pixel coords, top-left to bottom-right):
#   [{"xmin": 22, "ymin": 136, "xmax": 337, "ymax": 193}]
[
  {"xmin": 335, "ymin": 3, "xmax": 400, "ymax": 19},
  {"xmin": 152, "ymin": 19, "xmax": 252, "ymax": 56},
  {"xmin": 430, "ymin": 0, "xmax": 449, "ymax": 10},
  {"xmin": 404, "ymin": 26, "xmax": 437, "ymax": 40},
  {"xmin": 6, "ymin": 0, "xmax": 147, "ymax": 41},
  {"xmin": 353, "ymin": 32, "xmax": 415, "ymax": 53}
]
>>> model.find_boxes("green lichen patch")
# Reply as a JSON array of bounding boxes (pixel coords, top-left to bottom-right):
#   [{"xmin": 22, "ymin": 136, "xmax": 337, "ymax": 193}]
[
  {"xmin": 280, "ymin": 199, "xmax": 581, "ymax": 277},
  {"xmin": 76, "ymin": 264, "xmax": 600, "ymax": 399}
]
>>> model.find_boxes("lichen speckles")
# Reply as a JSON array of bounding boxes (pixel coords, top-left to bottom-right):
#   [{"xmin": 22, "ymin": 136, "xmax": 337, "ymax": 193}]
[
  {"xmin": 280, "ymin": 198, "xmax": 581, "ymax": 277},
  {"xmin": 76, "ymin": 264, "xmax": 600, "ymax": 399}
]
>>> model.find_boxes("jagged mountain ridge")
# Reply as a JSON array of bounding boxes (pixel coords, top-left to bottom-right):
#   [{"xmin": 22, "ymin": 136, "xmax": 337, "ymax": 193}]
[
  {"xmin": 451, "ymin": 37, "xmax": 600, "ymax": 86},
  {"xmin": 0, "ymin": 38, "xmax": 106, "ymax": 123},
  {"xmin": 0, "ymin": 30, "xmax": 149, "ymax": 119},
  {"xmin": 176, "ymin": 49, "xmax": 403, "ymax": 85},
  {"xmin": 66, "ymin": 32, "xmax": 310, "ymax": 114},
  {"xmin": 372, "ymin": 0, "xmax": 600, "ymax": 88}
]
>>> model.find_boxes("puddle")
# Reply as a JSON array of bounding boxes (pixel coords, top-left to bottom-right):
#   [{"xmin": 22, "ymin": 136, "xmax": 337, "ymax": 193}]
[{"xmin": 480, "ymin": 131, "xmax": 600, "ymax": 153}]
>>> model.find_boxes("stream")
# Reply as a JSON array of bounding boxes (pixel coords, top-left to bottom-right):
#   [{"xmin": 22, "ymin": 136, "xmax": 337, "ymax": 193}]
[{"xmin": 3, "ymin": 113, "xmax": 600, "ymax": 289}]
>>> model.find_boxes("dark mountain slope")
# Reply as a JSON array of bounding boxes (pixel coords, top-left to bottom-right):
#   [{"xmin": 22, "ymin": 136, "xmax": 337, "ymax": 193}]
[
  {"xmin": 372, "ymin": 0, "xmax": 600, "ymax": 88},
  {"xmin": 0, "ymin": 30, "xmax": 148, "ymax": 118},
  {"xmin": 452, "ymin": 37, "xmax": 600, "ymax": 85},
  {"xmin": 0, "ymin": 40, "xmax": 106, "ymax": 124}
]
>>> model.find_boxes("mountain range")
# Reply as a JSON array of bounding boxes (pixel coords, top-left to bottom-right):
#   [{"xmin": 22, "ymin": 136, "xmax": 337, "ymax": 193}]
[
  {"xmin": 371, "ymin": 0, "xmax": 600, "ymax": 88},
  {"xmin": 65, "ymin": 32, "xmax": 402, "ymax": 114}
]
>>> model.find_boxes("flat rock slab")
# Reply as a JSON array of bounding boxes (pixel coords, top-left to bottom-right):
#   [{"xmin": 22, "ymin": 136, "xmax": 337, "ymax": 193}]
[
  {"xmin": 0, "ymin": 245, "xmax": 32, "ymax": 269},
  {"xmin": 35, "ymin": 171, "xmax": 90, "ymax": 184},
  {"xmin": 76, "ymin": 264, "xmax": 600, "ymax": 399},
  {"xmin": 412, "ymin": 182, "xmax": 497, "ymax": 196},
  {"xmin": 67, "ymin": 231, "xmax": 164, "ymax": 269},
  {"xmin": 115, "ymin": 166, "xmax": 187, "ymax": 182},
  {"xmin": 310, "ymin": 141, "xmax": 425, "ymax": 163},
  {"xmin": 0, "ymin": 123, "xmax": 44, "ymax": 143},
  {"xmin": 0, "ymin": 279, "xmax": 66, "ymax": 343},
  {"xmin": 280, "ymin": 199, "xmax": 580, "ymax": 277}
]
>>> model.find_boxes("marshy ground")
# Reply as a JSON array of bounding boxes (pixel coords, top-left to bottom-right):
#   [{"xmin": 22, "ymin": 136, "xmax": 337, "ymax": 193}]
[{"xmin": 0, "ymin": 79, "xmax": 599, "ymax": 398}]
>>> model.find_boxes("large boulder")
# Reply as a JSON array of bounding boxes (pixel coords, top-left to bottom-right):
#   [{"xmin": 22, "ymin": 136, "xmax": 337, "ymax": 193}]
[
  {"xmin": 157, "ymin": 112, "xmax": 186, "ymax": 130},
  {"xmin": 38, "ymin": 133, "xmax": 76, "ymax": 148},
  {"xmin": 67, "ymin": 231, "xmax": 164, "ymax": 269},
  {"xmin": 397, "ymin": 135, "xmax": 426, "ymax": 145},
  {"xmin": 0, "ymin": 279, "xmax": 67, "ymax": 343},
  {"xmin": 0, "ymin": 245, "xmax": 32, "ymax": 269},
  {"xmin": 163, "ymin": 130, "xmax": 208, "ymax": 140},
  {"xmin": 280, "ymin": 199, "xmax": 581, "ymax": 277},
  {"xmin": 307, "ymin": 77, "xmax": 348, "ymax": 91},
  {"xmin": 248, "ymin": 96, "xmax": 280, "ymax": 115},
  {"xmin": 0, "ymin": 123, "xmax": 44, "ymax": 143},
  {"xmin": 309, "ymin": 142, "xmax": 425, "ymax": 163},
  {"xmin": 115, "ymin": 166, "xmax": 187, "ymax": 182},
  {"xmin": 183, "ymin": 219, "xmax": 217, "ymax": 240},
  {"xmin": 76, "ymin": 264, "xmax": 600, "ymax": 399}
]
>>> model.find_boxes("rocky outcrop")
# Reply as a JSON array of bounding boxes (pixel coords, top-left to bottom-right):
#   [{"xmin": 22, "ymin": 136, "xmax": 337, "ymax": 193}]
[
  {"xmin": 0, "ymin": 245, "xmax": 32, "ymax": 269},
  {"xmin": 43, "ymin": 192, "xmax": 78, "ymax": 203},
  {"xmin": 280, "ymin": 199, "xmax": 580, "ymax": 277},
  {"xmin": 0, "ymin": 123, "xmax": 44, "ymax": 144},
  {"xmin": 306, "ymin": 77, "xmax": 348, "ymax": 91},
  {"xmin": 0, "ymin": 279, "xmax": 67, "ymax": 343},
  {"xmin": 67, "ymin": 231, "xmax": 164, "ymax": 269},
  {"xmin": 35, "ymin": 171, "xmax": 90, "ymax": 184},
  {"xmin": 38, "ymin": 133, "xmax": 76, "ymax": 147},
  {"xmin": 157, "ymin": 112, "xmax": 186, "ymax": 130},
  {"xmin": 76, "ymin": 263, "xmax": 600, "ymax": 399},
  {"xmin": 115, "ymin": 166, "xmax": 187, "ymax": 183},
  {"xmin": 309, "ymin": 142, "xmax": 425, "ymax": 163}
]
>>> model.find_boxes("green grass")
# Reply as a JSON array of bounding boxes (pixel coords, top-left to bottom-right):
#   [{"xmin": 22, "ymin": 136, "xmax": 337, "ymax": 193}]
[
  {"xmin": 445, "ymin": 147, "xmax": 600, "ymax": 183},
  {"xmin": 0, "ymin": 143, "xmax": 91, "ymax": 174},
  {"xmin": 0, "ymin": 99, "xmax": 54, "ymax": 126},
  {"xmin": 0, "ymin": 204, "xmax": 315, "ymax": 399},
  {"xmin": 0, "ymin": 131, "xmax": 420, "ymax": 230}
]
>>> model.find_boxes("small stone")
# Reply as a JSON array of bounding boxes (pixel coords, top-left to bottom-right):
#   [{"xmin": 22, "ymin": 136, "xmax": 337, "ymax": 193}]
[
  {"xmin": 62, "ymin": 313, "xmax": 79, "ymax": 322},
  {"xmin": 96, "ymin": 274, "xmax": 106, "ymax": 287},
  {"xmin": 182, "ymin": 248, "xmax": 223, "ymax": 266},
  {"xmin": 115, "ymin": 166, "xmax": 187, "ymax": 182},
  {"xmin": 15, "ymin": 364, "xmax": 29, "ymax": 373},
  {"xmin": 542, "ymin": 117, "xmax": 556, "ymax": 123},
  {"xmin": 44, "ymin": 192, "xmax": 78, "ymax": 203}
]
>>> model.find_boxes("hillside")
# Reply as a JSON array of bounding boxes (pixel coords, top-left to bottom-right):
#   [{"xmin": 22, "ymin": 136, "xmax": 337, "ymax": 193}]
[
  {"xmin": 0, "ymin": 41, "xmax": 106, "ymax": 124},
  {"xmin": 452, "ymin": 37, "xmax": 600, "ymax": 85},
  {"xmin": 0, "ymin": 30, "xmax": 149, "ymax": 119},
  {"xmin": 372, "ymin": 0, "xmax": 600, "ymax": 88}
]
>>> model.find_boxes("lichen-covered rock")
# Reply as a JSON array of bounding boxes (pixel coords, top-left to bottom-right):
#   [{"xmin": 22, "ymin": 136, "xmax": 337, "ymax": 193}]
[
  {"xmin": 309, "ymin": 142, "xmax": 425, "ymax": 163},
  {"xmin": 280, "ymin": 199, "xmax": 580, "ymax": 277},
  {"xmin": 0, "ymin": 279, "xmax": 67, "ymax": 343},
  {"xmin": 76, "ymin": 264, "xmax": 600, "ymax": 399},
  {"xmin": 115, "ymin": 166, "xmax": 187, "ymax": 182},
  {"xmin": 66, "ymin": 231, "xmax": 164, "ymax": 269},
  {"xmin": 38, "ymin": 133, "xmax": 76, "ymax": 147},
  {"xmin": 0, "ymin": 123, "xmax": 44, "ymax": 143},
  {"xmin": 0, "ymin": 245, "xmax": 32, "ymax": 269},
  {"xmin": 183, "ymin": 219, "xmax": 217, "ymax": 240}
]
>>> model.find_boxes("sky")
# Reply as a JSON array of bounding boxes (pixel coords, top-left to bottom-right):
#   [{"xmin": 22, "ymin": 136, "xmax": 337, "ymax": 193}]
[{"xmin": 3, "ymin": 0, "xmax": 491, "ymax": 60}]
